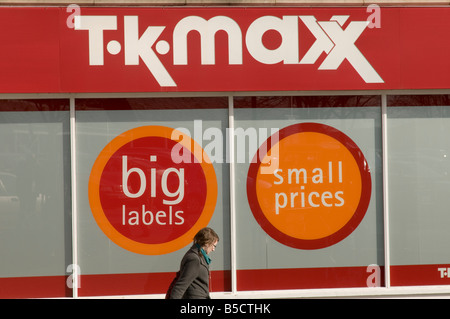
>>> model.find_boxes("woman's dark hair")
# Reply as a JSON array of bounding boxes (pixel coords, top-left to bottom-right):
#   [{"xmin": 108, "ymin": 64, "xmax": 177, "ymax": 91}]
[{"xmin": 193, "ymin": 227, "xmax": 219, "ymax": 247}]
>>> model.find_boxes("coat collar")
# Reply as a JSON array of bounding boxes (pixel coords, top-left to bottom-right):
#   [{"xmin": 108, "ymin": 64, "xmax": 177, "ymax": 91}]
[{"xmin": 190, "ymin": 244, "xmax": 211, "ymax": 267}]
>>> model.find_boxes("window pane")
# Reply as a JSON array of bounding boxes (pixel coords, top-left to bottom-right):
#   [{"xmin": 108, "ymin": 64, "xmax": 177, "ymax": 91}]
[
  {"xmin": 234, "ymin": 96, "xmax": 383, "ymax": 290},
  {"xmin": 0, "ymin": 100, "xmax": 71, "ymax": 298},
  {"xmin": 388, "ymin": 95, "xmax": 450, "ymax": 286},
  {"xmin": 75, "ymin": 97, "xmax": 230, "ymax": 296}
]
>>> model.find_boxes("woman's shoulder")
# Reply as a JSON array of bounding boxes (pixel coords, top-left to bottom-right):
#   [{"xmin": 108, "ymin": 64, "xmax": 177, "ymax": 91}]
[{"xmin": 182, "ymin": 245, "xmax": 201, "ymax": 263}]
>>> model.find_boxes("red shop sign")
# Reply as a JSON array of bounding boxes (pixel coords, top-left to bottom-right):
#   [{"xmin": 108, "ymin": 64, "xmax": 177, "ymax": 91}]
[{"xmin": 0, "ymin": 7, "xmax": 449, "ymax": 93}]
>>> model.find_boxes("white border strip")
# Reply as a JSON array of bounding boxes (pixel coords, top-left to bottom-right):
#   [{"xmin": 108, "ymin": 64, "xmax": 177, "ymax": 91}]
[
  {"xmin": 80, "ymin": 285, "xmax": 450, "ymax": 299},
  {"xmin": 381, "ymin": 94, "xmax": 391, "ymax": 288},
  {"xmin": 69, "ymin": 97, "xmax": 79, "ymax": 298},
  {"xmin": 228, "ymin": 95, "xmax": 237, "ymax": 295}
]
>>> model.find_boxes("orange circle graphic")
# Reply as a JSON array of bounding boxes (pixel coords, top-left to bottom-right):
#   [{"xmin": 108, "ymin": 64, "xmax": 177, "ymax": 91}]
[
  {"xmin": 255, "ymin": 132, "xmax": 361, "ymax": 240},
  {"xmin": 88, "ymin": 126, "xmax": 217, "ymax": 255},
  {"xmin": 247, "ymin": 123, "xmax": 371, "ymax": 250}
]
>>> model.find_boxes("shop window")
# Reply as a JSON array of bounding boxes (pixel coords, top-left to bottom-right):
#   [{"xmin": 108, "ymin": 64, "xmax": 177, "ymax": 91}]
[
  {"xmin": 75, "ymin": 97, "xmax": 231, "ymax": 297},
  {"xmin": 233, "ymin": 96, "xmax": 383, "ymax": 291},
  {"xmin": 388, "ymin": 94, "xmax": 450, "ymax": 286},
  {"xmin": 0, "ymin": 99, "xmax": 71, "ymax": 298}
]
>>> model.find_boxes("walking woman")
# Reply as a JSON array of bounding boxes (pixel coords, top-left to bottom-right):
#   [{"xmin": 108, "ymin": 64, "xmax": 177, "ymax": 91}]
[{"xmin": 167, "ymin": 227, "xmax": 219, "ymax": 299}]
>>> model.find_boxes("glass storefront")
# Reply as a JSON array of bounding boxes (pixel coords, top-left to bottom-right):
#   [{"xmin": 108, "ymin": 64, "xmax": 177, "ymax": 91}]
[
  {"xmin": 1, "ymin": 94, "xmax": 450, "ymax": 298},
  {"xmin": 387, "ymin": 95, "xmax": 450, "ymax": 286},
  {"xmin": 234, "ymin": 96, "xmax": 382, "ymax": 290},
  {"xmin": 0, "ymin": 99, "xmax": 71, "ymax": 298}
]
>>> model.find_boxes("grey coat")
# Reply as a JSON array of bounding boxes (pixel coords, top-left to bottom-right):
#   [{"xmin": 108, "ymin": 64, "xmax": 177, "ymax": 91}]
[{"xmin": 169, "ymin": 245, "xmax": 210, "ymax": 299}]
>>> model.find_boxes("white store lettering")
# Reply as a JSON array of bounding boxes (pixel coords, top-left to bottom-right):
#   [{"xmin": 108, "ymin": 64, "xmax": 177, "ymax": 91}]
[{"xmin": 74, "ymin": 14, "xmax": 383, "ymax": 86}]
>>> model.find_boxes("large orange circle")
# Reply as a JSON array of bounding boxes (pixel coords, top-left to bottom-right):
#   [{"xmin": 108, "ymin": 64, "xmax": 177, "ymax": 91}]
[
  {"xmin": 255, "ymin": 132, "xmax": 361, "ymax": 240},
  {"xmin": 88, "ymin": 126, "xmax": 217, "ymax": 255},
  {"xmin": 247, "ymin": 123, "xmax": 371, "ymax": 250}
]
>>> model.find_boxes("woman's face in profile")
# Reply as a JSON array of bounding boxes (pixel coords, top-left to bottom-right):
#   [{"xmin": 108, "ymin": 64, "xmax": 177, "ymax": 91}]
[{"xmin": 204, "ymin": 240, "xmax": 218, "ymax": 254}]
